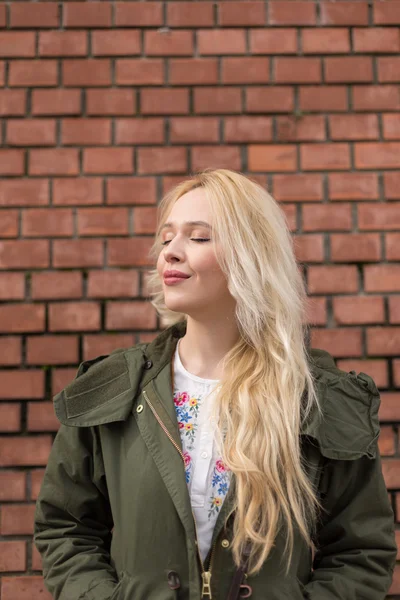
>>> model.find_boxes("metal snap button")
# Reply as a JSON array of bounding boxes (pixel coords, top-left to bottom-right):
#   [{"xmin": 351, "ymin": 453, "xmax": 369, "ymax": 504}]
[
  {"xmin": 167, "ymin": 570, "xmax": 181, "ymax": 590},
  {"xmin": 221, "ymin": 539, "xmax": 230, "ymax": 548},
  {"xmin": 136, "ymin": 404, "xmax": 144, "ymax": 413},
  {"xmin": 144, "ymin": 360, "xmax": 153, "ymax": 369}
]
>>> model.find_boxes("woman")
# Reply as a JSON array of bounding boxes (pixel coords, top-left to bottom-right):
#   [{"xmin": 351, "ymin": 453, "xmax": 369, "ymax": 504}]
[{"xmin": 34, "ymin": 169, "xmax": 396, "ymax": 600}]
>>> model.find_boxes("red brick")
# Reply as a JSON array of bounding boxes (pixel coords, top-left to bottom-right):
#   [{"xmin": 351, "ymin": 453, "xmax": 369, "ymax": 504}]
[
  {"xmin": 83, "ymin": 334, "xmax": 135, "ymax": 360},
  {"xmin": 142, "ymin": 88, "xmax": 189, "ymax": 115},
  {"xmin": 368, "ymin": 327, "xmax": 400, "ymax": 357},
  {"xmin": 282, "ymin": 205, "xmax": 297, "ymax": 231},
  {"xmin": 0, "ymin": 179, "xmax": 48, "ymax": 208},
  {"xmin": 294, "ymin": 235, "xmax": 324, "ymax": 264},
  {"xmin": 145, "ymin": 30, "xmax": 193, "ymax": 56},
  {"xmin": 27, "ymin": 402, "xmax": 59, "ymax": 432},
  {"xmin": 273, "ymin": 174, "xmax": 323, "ymax": 202},
  {"xmin": 83, "ymin": 148, "xmax": 133, "ymax": 175},
  {"xmin": 92, "ymin": 30, "xmax": 140, "ymax": 57},
  {"xmin": 383, "ymin": 114, "xmax": 400, "ymax": 140},
  {"xmin": 0, "ymin": 90, "xmax": 26, "ymax": 116},
  {"xmin": 0, "ymin": 541, "xmax": 26, "ymax": 572},
  {"xmin": 219, "ymin": 1, "xmax": 265, "ymax": 26},
  {"xmin": 115, "ymin": 2, "xmax": 163, "ymax": 27},
  {"xmin": 359, "ymin": 203, "xmax": 400, "ymax": 231},
  {"xmin": 0, "ymin": 370, "xmax": 44, "ymax": 400},
  {"xmin": 387, "ymin": 233, "xmax": 400, "ymax": 260},
  {"xmin": 320, "ymin": 2, "xmax": 369, "ymax": 25},
  {"xmin": 250, "ymin": 28, "xmax": 297, "ymax": 54},
  {"xmin": 353, "ymin": 28, "xmax": 400, "ymax": 53},
  {"xmin": 248, "ymin": 144, "xmax": 297, "ymax": 172},
  {"xmin": 0, "ymin": 337, "xmax": 21, "ymax": 366},
  {"xmin": 380, "ymin": 393, "xmax": 400, "ymax": 422},
  {"xmin": 191, "ymin": 145, "xmax": 242, "ymax": 172},
  {"xmin": 26, "ymin": 335, "xmax": 78, "ymax": 365},
  {"xmin": 308, "ymin": 265, "xmax": 358, "ymax": 294},
  {"xmin": 169, "ymin": 58, "xmax": 218, "ymax": 85},
  {"xmin": 222, "ymin": 57, "xmax": 269, "ymax": 84},
  {"xmin": 379, "ymin": 426, "xmax": 396, "ymax": 456},
  {"xmin": 0, "ymin": 404, "xmax": 21, "ymax": 432},
  {"xmin": 0, "ymin": 210, "xmax": 18, "ymax": 238},
  {"xmin": 87, "ymin": 88, "xmax": 136, "ymax": 115},
  {"xmin": 195, "ymin": 87, "xmax": 242, "ymax": 114},
  {"xmin": 333, "ymin": 295, "xmax": 385, "ymax": 325},
  {"xmin": 276, "ymin": 115, "xmax": 325, "ymax": 142},
  {"xmin": 53, "ymin": 178, "xmax": 103, "ymax": 206},
  {"xmin": 325, "ymin": 57, "xmax": 373, "ymax": 83},
  {"xmin": 1, "ymin": 576, "xmax": 52, "ymax": 600},
  {"xmin": 116, "ymin": 118, "xmax": 164, "ymax": 145},
  {"xmin": 0, "ymin": 5, "xmax": 5, "ymax": 28},
  {"xmin": 246, "ymin": 87, "xmax": 294, "ymax": 113},
  {"xmin": 224, "ymin": 116, "xmax": 272, "ymax": 143},
  {"xmin": 63, "ymin": 59, "xmax": 111, "ymax": 87},
  {"xmin": 275, "ymin": 57, "xmax": 321, "ymax": 83},
  {"xmin": 329, "ymin": 114, "xmax": 379, "ymax": 141},
  {"xmin": 87, "ymin": 270, "xmax": 139, "ymax": 298},
  {"xmin": 336, "ymin": 359, "xmax": 388, "ymax": 389},
  {"xmin": 168, "ymin": 2, "xmax": 214, "ymax": 27},
  {"xmin": 302, "ymin": 28, "xmax": 350, "ymax": 54},
  {"xmin": 331, "ymin": 233, "xmax": 381, "ymax": 262},
  {"xmin": 389, "ymin": 297, "xmax": 400, "ymax": 324},
  {"xmin": 0, "ymin": 472, "xmax": 26, "ymax": 501},
  {"xmin": 133, "ymin": 207, "xmax": 157, "ymax": 235},
  {"xmin": 62, "ymin": 118, "xmax": 111, "ymax": 146},
  {"xmin": 269, "ymin": 1, "xmax": 316, "ymax": 25},
  {"xmin": 169, "ymin": 117, "xmax": 219, "ymax": 143},
  {"xmin": 301, "ymin": 143, "xmax": 350, "ymax": 171},
  {"xmin": 353, "ymin": 85, "xmax": 400, "ymax": 111},
  {"xmin": 365, "ymin": 265, "xmax": 400, "ymax": 292},
  {"xmin": 329, "ymin": 173, "xmax": 379, "ymax": 201},
  {"xmin": 310, "ymin": 328, "xmax": 362, "ymax": 357},
  {"xmin": 10, "ymin": 2, "xmax": 58, "ymax": 28},
  {"xmin": 303, "ymin": 204, "xmax": 352, "ymax": 232},
  {"xmin": 7, "ymin": 119, "xmax": 56, "ymax": 147},
  {"xmin": 0, "ymin": 149, "xmax": 24, "ymax": 175},
  {"xmin": 107, "ymin": 177, "xmax": 157, "ymax": 205},
  {"xmin": 51, "ymin": 368, "xmax": 77, "ymax": 396},
  {"xmin": 30, "ymin": 149, "xmax": 79, "ymax": 176},
  {"xmin": 32, "ymin": 89, "xmax": 82, "ymax": 116},
  {"xmin": 374, "ymin": 2, "xmax": 400, "ymax": 25},
  {"xmin": 31, "ymin": 271, "xmax": 82, "ymax": 300},
  {"xmin": 299, "ymin": 86, "xmax": 348, "ymax": 112},
  {"xmin": 0, "ymin": 436, "xmax": 51, "ymax": 466},
  {"xmin": 39, "ymin": 31, "xmax": 87, "ymax": 57},
  {"xmin": 64, "ymin": 3, "xmax": 112, "ymax": 28},
  {"xmin": 0, "ymin": 32, "xmax": 35, "ymax": 57},
  {"xmin": 106, "ymin": 301, "xmax": 157, "ymax": 331},
  {"xmin": 0, "ymin": 304, "xmax": 45, "ymax": 333},
  {"xmin": 197, "ymin": 29, "xmax": 246, "ymax": 55},
  {"xmin": 108, "ymin": 238, "xmax": 154, "ymax": 267},
  {"xmin": 77, "ymin": 207, "xmax": 129, "ymax": 236},
  {"xmin": 138, "ymin": 147, "xmax": 187, "ymax": 174},
  {"xmin": 30, "ymin": 470, "xmax": 45, "ymax": 501},
  {"xmin": 378, "ymin": 57, "xmax": 400, "ymax": 83},
  {"xmin": 384, "ymin": 172, "xmax": 400, "ymax": 200},
  {"xmin": 49, "ymin": 302, "xmax": 101, "ymax": 332},
  {"xmin": 9, "ymin": 60, "xmax": 57, "ymax": 87},
  {"xmin": 0, "ymin": 241, "xmax": 49, "ymax": 270},
  {"xmin": 355, "ymin": 142, "xmax": 400, "ymax": 169},
  {"xmin": 0, "ymin": 273, "xmax": 25, "ymax": 300},
  {"xmin": 53, "ymin": 239, "xmax": 103, "ymax": 268}
]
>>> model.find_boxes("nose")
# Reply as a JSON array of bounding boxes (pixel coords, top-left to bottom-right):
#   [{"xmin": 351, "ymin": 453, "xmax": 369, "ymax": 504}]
[{"xmin": 163, "ymin": 237, "xmax": 185, "ymax": 263}]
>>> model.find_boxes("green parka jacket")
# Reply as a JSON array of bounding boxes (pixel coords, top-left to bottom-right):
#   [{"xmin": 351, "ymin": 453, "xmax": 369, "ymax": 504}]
[{"xmin": 34, "ymin": 321, "xmax": 397, "ymax": 600}]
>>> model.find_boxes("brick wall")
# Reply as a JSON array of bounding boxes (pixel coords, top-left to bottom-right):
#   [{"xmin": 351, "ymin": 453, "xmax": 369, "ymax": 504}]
[{"xmin": 0, "ymin": 0, "xmax": 399, "ymax": 597}]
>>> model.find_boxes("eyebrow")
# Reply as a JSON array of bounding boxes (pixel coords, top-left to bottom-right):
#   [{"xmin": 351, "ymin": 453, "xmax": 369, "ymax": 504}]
[{"xmin": 160, "ymin": 220, "xmax": 212, "ymax": 230}]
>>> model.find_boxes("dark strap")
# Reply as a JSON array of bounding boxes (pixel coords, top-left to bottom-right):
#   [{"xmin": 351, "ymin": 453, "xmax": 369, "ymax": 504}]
[{"xmin": 227, "ymin": 545, "xmax": 252, "ymax": 600}]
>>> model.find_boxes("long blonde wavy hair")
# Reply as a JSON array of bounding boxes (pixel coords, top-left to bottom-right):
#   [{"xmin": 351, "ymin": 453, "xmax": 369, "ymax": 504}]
[{"xmin": 146, "ymin": 169, "xmax": 320, "ymax": 575}]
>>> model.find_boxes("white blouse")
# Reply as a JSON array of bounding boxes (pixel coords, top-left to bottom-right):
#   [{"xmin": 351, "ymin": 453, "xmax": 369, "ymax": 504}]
[{"xmin": 172, "ymin": 339, "xmax": 231, "ymax": 563}]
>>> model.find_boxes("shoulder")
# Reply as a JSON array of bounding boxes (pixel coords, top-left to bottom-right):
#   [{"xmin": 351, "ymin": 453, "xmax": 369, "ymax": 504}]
[
  {"xmin": 54, "ymin": 343, "xmax": 148, "ymax": 427},
  {"xmin": 305, "ymin": 348, "xmax": 381, "ymax": 461}
]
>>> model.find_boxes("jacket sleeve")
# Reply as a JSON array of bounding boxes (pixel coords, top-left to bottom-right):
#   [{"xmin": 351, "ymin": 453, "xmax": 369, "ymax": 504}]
[
  {"xmin": 303, "ymin": 452, "xmax": 396, "ymax": 600},
  {"xmin": 34, "ymin": 423, "xmax": 118, "ymax": 600}
]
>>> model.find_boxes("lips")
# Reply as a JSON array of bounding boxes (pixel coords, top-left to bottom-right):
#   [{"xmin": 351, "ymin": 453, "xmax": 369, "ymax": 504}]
[{"xmin": 164, "ymin": 270, "xmax": 190, "ymax": 280}]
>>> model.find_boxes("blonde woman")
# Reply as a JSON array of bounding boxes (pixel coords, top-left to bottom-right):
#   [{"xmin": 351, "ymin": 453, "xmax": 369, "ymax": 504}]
[{"xmin": 34, "ymin": 169, "xmax": 396, "ymax": 600}]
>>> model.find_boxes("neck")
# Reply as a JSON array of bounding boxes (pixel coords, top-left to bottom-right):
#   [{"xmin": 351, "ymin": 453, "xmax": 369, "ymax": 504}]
[{"xmin": 178, "ymin": 316, "xmax": 240, "ymax": 380}]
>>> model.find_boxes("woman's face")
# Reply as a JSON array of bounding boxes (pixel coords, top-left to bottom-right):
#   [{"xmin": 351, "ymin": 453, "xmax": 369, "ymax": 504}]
[{"xmin": 156, "ymin": 187, "xmax": 235, "ymax": 319}]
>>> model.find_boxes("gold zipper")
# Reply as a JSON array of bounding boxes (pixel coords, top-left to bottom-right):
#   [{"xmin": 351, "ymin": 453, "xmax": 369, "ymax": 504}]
[{"xmin": 142, "ymin": 390, "xmax": 216, "ymax": 598}]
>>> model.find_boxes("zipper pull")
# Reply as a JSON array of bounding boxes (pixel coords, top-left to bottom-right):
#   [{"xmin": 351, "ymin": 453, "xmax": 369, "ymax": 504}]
[{"xmin": 201, "ymin": 571, "xmax": 212, "ymax": 598}]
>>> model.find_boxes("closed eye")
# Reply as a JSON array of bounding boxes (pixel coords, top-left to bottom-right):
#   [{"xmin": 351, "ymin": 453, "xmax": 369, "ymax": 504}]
[{"xmin": 161, "ymin": 238, "xmax": 210, "ymax": 246}]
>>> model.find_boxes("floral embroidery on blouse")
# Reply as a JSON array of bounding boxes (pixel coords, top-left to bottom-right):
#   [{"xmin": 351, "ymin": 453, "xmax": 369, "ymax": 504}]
[
  {"xmin": 174, "ymin": 391, "xmax": 201, "ymax": 451},
  {"xmin": 208, "ymin": 459, "xmax": 230, "ymax": 518}
]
